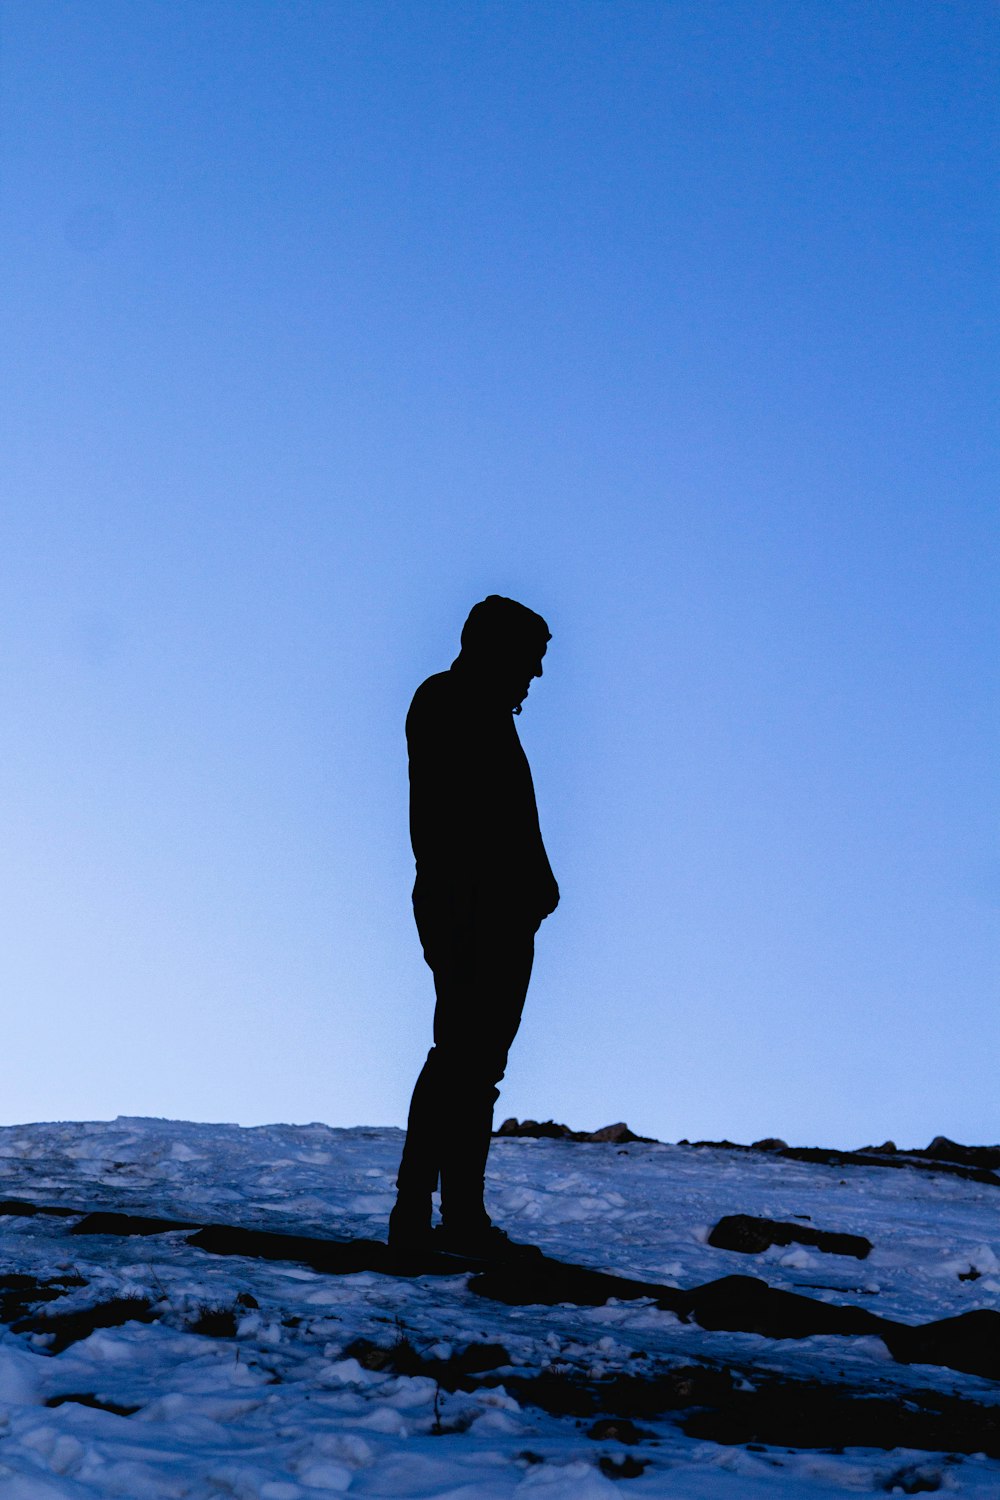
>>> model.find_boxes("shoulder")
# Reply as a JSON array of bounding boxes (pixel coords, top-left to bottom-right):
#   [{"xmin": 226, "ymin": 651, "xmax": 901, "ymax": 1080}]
[
  {"xmin": 407, "ymin": 672, "xmax": 458, "ymax": 735},
  {"xmin": 409, "ymin": 671, "xmax": 454, "ymax": 712}
]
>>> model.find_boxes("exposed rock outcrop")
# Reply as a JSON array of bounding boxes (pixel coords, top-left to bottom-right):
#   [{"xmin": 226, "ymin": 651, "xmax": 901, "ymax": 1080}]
[
  {"xmin": 495, "ymin": 1118, "xmax": 655, "ymax": 1144},
  {"xmin": 707, "ymin": 1213, "xmax": 872, "ymax": 1259}
]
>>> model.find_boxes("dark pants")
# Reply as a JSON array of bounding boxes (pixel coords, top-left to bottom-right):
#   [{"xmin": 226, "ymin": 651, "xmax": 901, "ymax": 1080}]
[{"xmin": 395, "ymin": 895, "xmax": 535, "ymax": 1226}]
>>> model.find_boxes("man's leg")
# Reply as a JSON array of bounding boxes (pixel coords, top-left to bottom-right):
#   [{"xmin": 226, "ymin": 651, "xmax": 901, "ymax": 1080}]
[
  {"xmin": 434, "ymin": 922, "xmax": 534, "ymax": 1232},
  {"xmin": 390, "ymin": 897, "xmax": 460, "ymax": 1246},
  {"xmin": 391, "ymin": 904, "xmax": 534, "ymax": 1249},
  {"xmin": 390, "ymin": 1049, "xmax": 443, "ymax": 1241}
]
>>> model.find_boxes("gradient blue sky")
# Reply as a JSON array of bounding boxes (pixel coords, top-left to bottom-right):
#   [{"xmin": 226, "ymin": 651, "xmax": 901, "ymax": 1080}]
[{"xmin": 2, "ymin": 1, "xmax": 997, "ymax": 1146}]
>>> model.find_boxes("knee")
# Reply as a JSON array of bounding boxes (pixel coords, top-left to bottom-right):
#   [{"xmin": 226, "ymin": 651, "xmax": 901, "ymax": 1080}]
[{"xmin": 430, "ymin": 1046, "xmax": 504, "ymax": 1096}]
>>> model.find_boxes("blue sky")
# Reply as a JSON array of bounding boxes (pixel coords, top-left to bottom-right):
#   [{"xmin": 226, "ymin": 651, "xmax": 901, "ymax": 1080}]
[{"xmin": 2, "ymin": 1, "xmax": 996, "ymax": 1146}]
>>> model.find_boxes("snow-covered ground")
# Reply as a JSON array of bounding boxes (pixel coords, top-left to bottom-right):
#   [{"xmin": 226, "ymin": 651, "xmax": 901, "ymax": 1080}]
[{"xmin": 1, "ymin": 1117, "xmax": 998, "ymax": 1498}]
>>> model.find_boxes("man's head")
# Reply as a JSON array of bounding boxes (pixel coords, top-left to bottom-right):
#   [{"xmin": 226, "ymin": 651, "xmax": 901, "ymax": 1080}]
[{"xmin": 457, "ymin": 594, "xmax": 551, "ymax": 712}]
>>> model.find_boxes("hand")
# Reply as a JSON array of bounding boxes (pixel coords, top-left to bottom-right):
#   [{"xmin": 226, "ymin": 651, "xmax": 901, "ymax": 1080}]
[{"xmin": 539, "ymin": 878, "xmax": 560, "ymax": 918}]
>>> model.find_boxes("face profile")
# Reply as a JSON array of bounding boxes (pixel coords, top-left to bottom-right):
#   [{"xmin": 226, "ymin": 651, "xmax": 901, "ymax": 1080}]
[
  {"xmin": 477, "ymin": 637, "xmax": 547, "ymax": 712},
  {"xmin": 454, "ymin": 594, "xmax": 551, "ymax": 715},
  {"xmin": 508, "ymin": 642, "xmax": 545, "ymax": 710}
]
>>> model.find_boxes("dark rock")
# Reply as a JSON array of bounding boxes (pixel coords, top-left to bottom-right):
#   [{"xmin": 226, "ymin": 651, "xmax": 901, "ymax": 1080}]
[
  {"xmin": 707, "ymin": 1213, "xmax": 872, "ymax": 1259},
  {"xmin": 777, "ymin": 1146, "xmax": 999, "ymax": 1188},
  {"xmin": 681, "ymin": 1275, "xmax": 881, "ymax": 1341},
  {"xmin": 470, "ymin": 1260, "xmax": 670, "ymax": 1310},
  {"xmin": 0, "ymin": 1200, "xmax": 79, "ymax": 1219},
  {"xmin": 494, "ymin": 1118, "xmax": 657, "ymax": 1145},
  {"xmin": 680, "ymin": 1140, "xmax": 1000, "ymax": 1187},
  {"xmin": 707, "ymin": 1217, "xmax": 776, "ymax": 1254},
  {"xmin": 72, "ymin": 1212, "xmax": 198, "ymax": 1237},
  {"xmin": 918, "ymin": 1137, "xmax": 1000, "ymax": 1171},
  {"xmin": 45, "ymin": 1392, "xmax": 139, "ymax": 1416},
  {"xmin": 14, "ymin": 1296, "xmax": 157, "ymax": 1354},
  {"xmin": 342, "ymin": 1336, "xmax": 509, "ymax": 1391},
  {"xmin": 587, "ymin": 1417, "xmax": 655, "ymax": 1444},
  {"xmin": 493, "ymin": 1352, "xmax": 1000, "ymax": 1461},
  {"xmin": 750, "ymin": 1138, "xmax": 788, "ymax": 1152},
  {"xmin": 190, "ymin": 1307, "xmax": 239, "ymax": 1338},
  {"xmin": 503, "ymin": 1363, "xmax": 735, "ymax": 1420},
  {"xmin": 495, "ymin": 1118, "xmax": 574, "ymax": 1139},
  {"xmin": 344, "ymin": 1337, "xmax": 413, "ymax": 1374},
  {"xmin": 456, "ymin": 1341, "xmax": 511, "ymax": 1373},
  {"xmin": 587, "ymin": 1123, "xmax": 644, "ymax": 1144},
  {"xmin": 881, "ymin": 1308, "xmax": 1000, "ymax": 1380},
  {"xmin": 687, "ymin": 1139, "xmax": 749, "ymax": 1152},
  {"xmin": 0, "ymin": 1274, "xmax": 87, "ymax": 1325},
  {"xmin": 188, "ymin": 1225, "xmax": 384, "ymax": 1275},
  {"xmin": 683, "ymin": 1380, "xmax": 1000, "ymax": 1458}
]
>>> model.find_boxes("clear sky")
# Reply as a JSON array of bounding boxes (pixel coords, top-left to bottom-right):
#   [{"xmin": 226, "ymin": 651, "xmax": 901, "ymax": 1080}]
[{"xmin": 2, "ymin": 1, "xmax": 997, "ymax": 1147}]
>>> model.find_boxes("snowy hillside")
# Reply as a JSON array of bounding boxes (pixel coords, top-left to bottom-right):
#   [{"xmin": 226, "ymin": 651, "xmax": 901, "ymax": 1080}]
[{"xmin": 1, "ymin": 1117, "xmax": 999, "ymax": 1498}]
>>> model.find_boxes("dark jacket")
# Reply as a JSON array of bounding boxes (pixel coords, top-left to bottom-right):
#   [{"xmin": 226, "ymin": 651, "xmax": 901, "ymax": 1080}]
[{"xmin": 407, "ymin": 665, "xmax": 558, "ymax": 927}]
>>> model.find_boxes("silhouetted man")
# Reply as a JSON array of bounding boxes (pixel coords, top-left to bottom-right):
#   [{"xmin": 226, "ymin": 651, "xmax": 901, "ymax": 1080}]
[{"xmin": 389, "ymin": 596, "xmax": 559, "ymax": 1259}]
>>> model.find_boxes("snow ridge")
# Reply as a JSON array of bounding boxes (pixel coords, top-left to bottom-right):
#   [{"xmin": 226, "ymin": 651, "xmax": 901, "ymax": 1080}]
[{"xmin": 1, "ymin": 1117, "xmax": 999, "ymax": 1497}]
